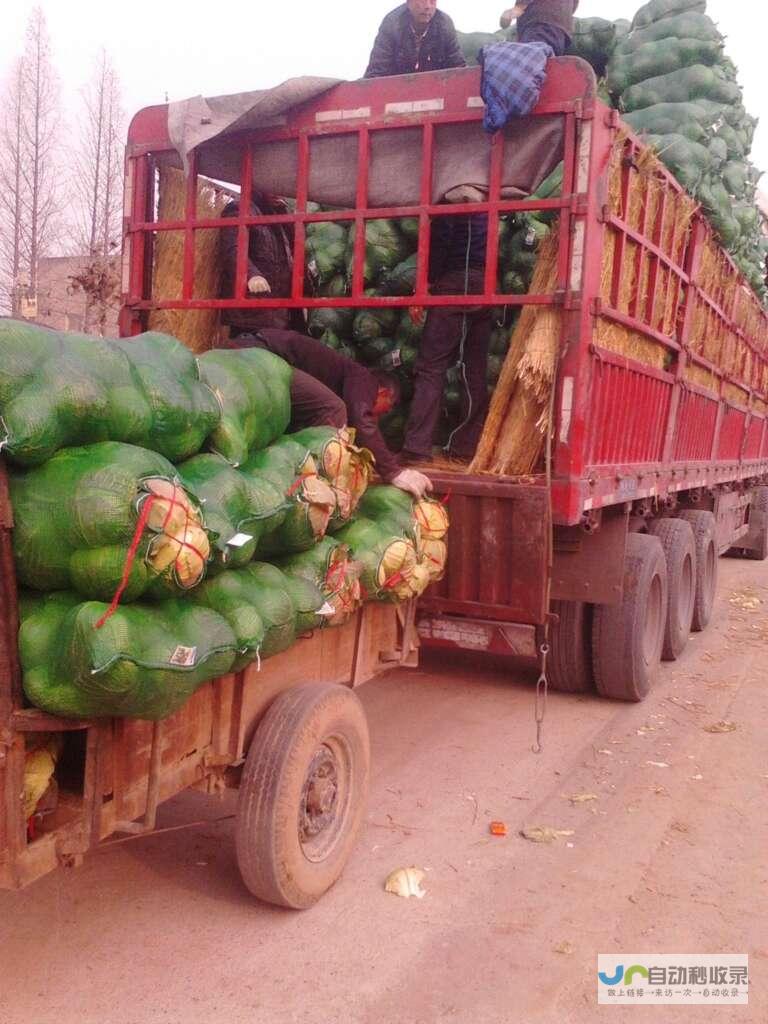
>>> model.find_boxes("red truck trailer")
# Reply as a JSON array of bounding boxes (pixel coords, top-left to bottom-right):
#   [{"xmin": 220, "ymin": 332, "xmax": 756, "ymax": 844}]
[{"xmin": 120, "ymin": 57, "xmax": 768, "ymax": 706}]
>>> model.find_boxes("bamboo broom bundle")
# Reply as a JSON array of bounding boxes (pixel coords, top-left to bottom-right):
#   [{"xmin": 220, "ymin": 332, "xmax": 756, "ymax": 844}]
[
  {"xmin": 469, "ymin": 231, "xmax": 560, "ymax": 476},
  {"xmin": 148, "ymin": 165, "xmax": 231, "ymax": 354}
]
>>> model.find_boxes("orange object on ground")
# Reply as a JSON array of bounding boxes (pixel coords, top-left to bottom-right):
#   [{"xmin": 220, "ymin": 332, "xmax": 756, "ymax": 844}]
[{"xmin": 490, "ymin": 821, "xmax": 508, "ymax": 836}]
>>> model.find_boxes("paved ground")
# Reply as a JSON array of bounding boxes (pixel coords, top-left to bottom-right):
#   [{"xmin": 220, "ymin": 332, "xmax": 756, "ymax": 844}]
[{"xmin": 2, "ymin": 556, "xmax": 766, "ymax": 1024}]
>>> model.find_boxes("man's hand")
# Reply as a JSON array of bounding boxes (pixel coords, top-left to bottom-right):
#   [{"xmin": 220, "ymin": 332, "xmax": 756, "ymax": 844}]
[
  {"xmin": 500, "ymin": 4, "xmax": 526, "ymax": 29},
  {"xmin": 392, "ymin": 468, "xmax": 433, "ymax": 500},
  {"xmin": 247, "ymin": 275, "xmax": 272, "ymax": 295}
]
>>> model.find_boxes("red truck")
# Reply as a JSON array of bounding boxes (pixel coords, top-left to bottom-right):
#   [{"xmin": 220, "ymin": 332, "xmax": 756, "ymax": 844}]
[{"xmin": 122, "ymin": 57, "xmax": 768, "ymax": 703}]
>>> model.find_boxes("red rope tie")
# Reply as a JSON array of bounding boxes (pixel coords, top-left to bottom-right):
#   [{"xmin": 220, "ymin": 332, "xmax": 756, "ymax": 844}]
[
  {"xmin": 285, "ymin": 472, "xmax": 319, "ymax": 499},
  {"xmin": 94, "ymin": 494, "xmax": 158, "ymax": 630}
]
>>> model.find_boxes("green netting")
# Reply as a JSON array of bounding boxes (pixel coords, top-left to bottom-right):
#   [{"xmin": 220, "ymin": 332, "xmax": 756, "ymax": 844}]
[
  {"xmin": 618, "ymin": 11, "xmax": 721, "ymax": 52},
  {"xmin": 632, "ymin": 0, "xmax": 706, "ymax": 30},
  {"xmin": 335, "ymin": 516, "xmax": 429, "ymax": 603},
  {"xmin": 197, "ymin": 348, "xmax": 292, "ymax": 466},
  {"xmin": 176, "ymin": 453, "xmax": 287, "ymax": 571},
  {"xmin": 282, "ymin": 575, "xmax": 328, "ymax": 633},
  {"xmin": 112, "ymin": 333, "xmax": 220, "ymax": 461},
  {"xmin": 623, "ymin": 100, "xmax": 725, "ymax": 143},
  {"xmin": 306, "ymin": 221, "xmax": 350, "ymax": 284},
  {"xmin": 234, "ymin": 563, "xmax": 301, "ymax": 657},
  {"xmin": 11, "ymin": 442, "xmax": 212, "ymax": 601},
  {"xmin": 345, "ymin": 220, "xmax": 409, "ymax": 287},
  {"xmin": 241, "ymin": 439, "xmax": 335, "ymax": 555},
  {"xmin": 622, "ymin": 64, "xmax": 742, "ymax": 112},
  {"xmin": 608, "ymin": 37, "xmax": 723, "ymax": 96},
  {"xmin": 276, "ymin": 536, "xmax": 362, "ymax": 626},
  {"xmin": 307, "ymin": 306, "xmax": 355, "ymax": 339},
  {"xmin": 353, "ymin": 308, "xmax": 401, "ymax": 343},
  {"xmin": 19, "ymin": 592, "xmax": 238, "ymax": 720},
  {"xmin": 382, "ymin": 255, "xmax": 418, "ymax": 297},
  {"xmin": 643, "ymin": 133, "xmax": 713, "ymax": 191},
  {"xmin": 288, "ymin": 427, "xmax": 373, "ymax": 529}
]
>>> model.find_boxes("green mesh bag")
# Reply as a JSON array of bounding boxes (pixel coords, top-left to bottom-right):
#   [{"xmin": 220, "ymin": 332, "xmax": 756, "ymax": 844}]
[
  {"xmin": 233, "ymin": 563, "xmax": 299, "ymax": 658},
  {"xmin": 10, "ymin": 442, "xmax": 213, "ymax": 602},
  {"xmin": 335, "ymin": 517, "xmax": 430, "ymax": 603},
  {"xmin": 632, "ymin": 0, "xmax": 706, "ymax": 30},
  {"xmin": 197, "ymin": 348, "xmax": 292, "ymax": 466},
  {"xmin": 287, "ymin": 427, "xmax": 373, "ymax": 529},
  {"xmin": 619, "ymin": 11, "xmax": 722, "ymax": 53},
  {"xmin": 112, "ymin": 333, "xmax": 220, "ymax": 461},
  {"xmin": 276, "ymin": 536, "xmax": 362, "ymax": 626},
  {"xmin": 345, "ymin": 220, "xmax": 409, "ymax": 286},
  {"xmin": 0, "ymin": 321, "xmax": 153, "ymax": 465},
  {"xmin": 19, "ymin": 592, "xmax": 238, "ymax": 720},
  {"xmin": 306, "ymin": 221, "xmax": 350, "ymax": 283},
  {"xmin": 241, "ymin": 439, "xmax": 335, "ymax": 555},
  {"xmin": 307, "ymin": 306, "xmax": 355, "ymax": 339},
  {"xmin": 621, "ymin": 65, "xmax": 742, "ymax": 112},
  {"xmin": 353, "ymin": 308, "xmax": 401, "ymax": 343},
  {"xmin": 177, "ymin": 453, "xmax": 288, "ymax": 571},
  {"xmin": 281, "ymin": 575, "xmax": 328, "ymax": 634},
  {"xmin": 607, "ymin": 37, "xmax": 723, "ymax": 97}
]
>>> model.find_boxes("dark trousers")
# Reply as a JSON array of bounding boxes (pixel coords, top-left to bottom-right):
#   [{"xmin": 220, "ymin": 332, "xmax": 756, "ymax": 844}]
[
  {"xmin": 289, "ymin": 369, "xmax": 346, "ymax": 432},
  {"xmin": 403, "ymin": 269, "xmax": 492, "ymax": 459}
]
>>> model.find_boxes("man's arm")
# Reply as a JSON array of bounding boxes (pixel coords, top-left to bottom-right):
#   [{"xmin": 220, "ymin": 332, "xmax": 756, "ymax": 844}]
[
  {"xmin": 364, "ymin": 15, "xmax": 398, "ymax": 78},
  {"xmin": 441, "ymin": 15, "xmax": 468, "ymax": 69},
  {"xmin": 221, "ymin": 209, "xmax": 268, "ymax": 296},
  {"xmin": 345, "ymin": 390, "xmax": 402, "ymax": 483}
]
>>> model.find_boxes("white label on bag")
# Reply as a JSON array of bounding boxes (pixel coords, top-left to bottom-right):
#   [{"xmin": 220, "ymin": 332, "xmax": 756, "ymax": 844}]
[
  {"xmin": 227, "ymin": 533, "xmax": 254, "ymax": 548},
  {"xmin": 169, "ymin": 645, "xmax": 197, "ymax": 668},
  {"xmin": 318, "ymin": 602, "xmax": 336, "ymax": 618}
]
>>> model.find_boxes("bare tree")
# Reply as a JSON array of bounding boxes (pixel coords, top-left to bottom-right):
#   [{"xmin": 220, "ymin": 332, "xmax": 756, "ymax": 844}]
[
  {"xmin": 0, "ymin": 8, "xmax": 62, "ymax": 315},
  {"xmin": 0, "ymin": 60, "xmax": 27, "ymax": 314},
  {"xmin": 19, "ymin": 7, "xmax": 62, "ymax": 297},
  {"xmin": 70, "ymin": 50, "xmax": 124, "ymax": 331}
]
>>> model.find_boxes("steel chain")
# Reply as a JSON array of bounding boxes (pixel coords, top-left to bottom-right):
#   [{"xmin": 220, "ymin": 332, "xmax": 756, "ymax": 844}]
[{"xmin": 532, "ymin": 637, "xmax": 550, "ymax": 755}]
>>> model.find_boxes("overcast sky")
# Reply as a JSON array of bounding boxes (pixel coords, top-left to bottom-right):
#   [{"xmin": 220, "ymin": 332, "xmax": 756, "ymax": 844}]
[{"xmin": 1, "ymin": 0, "xmax": 767, "ymax": 173}]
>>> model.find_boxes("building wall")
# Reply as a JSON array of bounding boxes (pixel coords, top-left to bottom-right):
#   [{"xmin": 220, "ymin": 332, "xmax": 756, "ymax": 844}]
[{"xmin": 33, "ymin": 255, "xmax": 120, "ymax": 335}]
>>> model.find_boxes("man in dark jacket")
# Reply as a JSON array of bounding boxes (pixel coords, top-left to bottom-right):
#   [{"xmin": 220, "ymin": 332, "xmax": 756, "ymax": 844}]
[
  {"xmin": 500, "ymin": 0, "xmax": 578, "ymax": 55},
  {"xmin": 220, "ymin": 191, "xmax": 302, "ymax": 335},
  {"xmin": 230, "ymin": 329, "xmax": 432, "ymax": 499},
  {"xmin": 365, "ymin": 1, "xmax": 466, "ymax": 77},
  {"xmin": 401, "ymin": 214, "xmax": 491, "ymax": 462}
]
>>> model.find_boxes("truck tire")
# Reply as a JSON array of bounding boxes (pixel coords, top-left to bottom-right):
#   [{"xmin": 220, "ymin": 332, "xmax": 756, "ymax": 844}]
[
  {"xmin": 548, "ymin": 601, "xmax": 595, "ymax": 693},
  {"xmin": 235, "ymin": 683, "xmax": 370, "ymax": 910},
  {"xmin": 745, "ymin": 486, "xmax": 768, "ymax": 561},
  {"xmin": 679, "ymin": 510, "xmax": 718, "ymax": 631},
  {"xmin": 592, "ymin": 533, "xmax": 667, "ymax": 702},
  {"xmin": 648, "ymin": 518, "xmax": 697, "ymax": 661}
]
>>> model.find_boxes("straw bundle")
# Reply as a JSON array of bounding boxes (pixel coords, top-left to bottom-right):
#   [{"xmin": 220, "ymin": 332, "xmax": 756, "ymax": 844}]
[
  {"xmin": 148, "ymin": 165, "xmax": 230, "ymax": 354},
  {"xmin": 683, "ymin": 361, "xmax": 718, "ymax": 393},
  {"xmin": 598, "ymin": 137, "xmax": 696, "ymax": 373},
  {"xmin": 470, "ymin": 231, "xmax": 560, "ymax": 476}
]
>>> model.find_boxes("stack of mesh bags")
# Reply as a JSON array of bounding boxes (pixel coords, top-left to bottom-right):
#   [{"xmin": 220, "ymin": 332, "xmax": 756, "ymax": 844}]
[
  {"xmin": 334, "ymin": 485, "xmax": 449, "ymax": 603},
  {"xmin": 1, "ymin": 321, "xmax": 333, "ymax": 720},
  {"xmin": 605, "ymin": 0, "xmax": 766, "ymax": 297},
  {"xmin": 304, "ymin": 207, "xmax": 561, "ymax": 449}
]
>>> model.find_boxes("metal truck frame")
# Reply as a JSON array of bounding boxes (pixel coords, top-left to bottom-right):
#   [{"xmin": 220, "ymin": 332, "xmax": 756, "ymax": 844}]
[{"xmin": 119, "ymin": 57, "xmax": 768, "ymax": 703}]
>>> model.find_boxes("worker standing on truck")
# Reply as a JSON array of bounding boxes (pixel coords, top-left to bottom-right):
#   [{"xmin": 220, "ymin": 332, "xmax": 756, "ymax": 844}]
[
  {"xmin": 225, "ymin": 329, "xmax": 433, "ymax": 500},
  {"xmin": 401, "ymin": 215, "xmax": 492, "ymax": 464},
  {"xmin": 220, "ymin": 190, "xmax": 309, "ymax": 334},
  {"xmin": 499, "ymin": 1, "xmax": 578, "ymax": 53},
  {"xmin": 364, "ymin": 1, "xmax": 466, "ymax": 77}
]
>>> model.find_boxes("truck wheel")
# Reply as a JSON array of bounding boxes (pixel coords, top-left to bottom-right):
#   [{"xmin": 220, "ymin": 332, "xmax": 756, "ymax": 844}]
[
  {"xmin": 235, "ymin": 683, "xmax": 370, "ymax": 910},
  {"xmin": 548, "ymin": 601, "xmax": 594, "ymax": 693},
  {"xmin": 592, "ymin": 533, "xmax": 667, "ymax": 702},
  {"xmin": 745, "ymin": 486, "xmax": 768, "ymax": 561},
  {"xmin": 648, "ymin": 518, "xmax": 697, "ymax": 661},
  {"xmin": 679, "ymin": 510, "xmax": 718, "ymax": 631}
]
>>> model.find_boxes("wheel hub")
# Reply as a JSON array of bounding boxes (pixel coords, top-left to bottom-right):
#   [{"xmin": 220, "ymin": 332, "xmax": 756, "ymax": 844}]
[{"xmin": 300, "ymin": 746, "xmax": 339, "ymax": 841}]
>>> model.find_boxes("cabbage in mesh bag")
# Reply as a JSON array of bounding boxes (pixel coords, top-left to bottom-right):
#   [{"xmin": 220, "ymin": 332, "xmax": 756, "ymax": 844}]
[
  {"xmin": 177, "ymin": 453, "xmax": 287, "ymax": 571},
  {"xmin": 197, "ymin": 347, "xmax": 292, "ymax": 466},
  {"xmin": 0, "ymin": 320, "xmax": 150, "ymax": 465},
  {"xmin": 335, "ymin": 517, "xmax": 431, "ymax": 603},
  {"xmin": 276, "ymin": 537, "xmax": 362, "ymax": 626},
  {"xmin": 288, "ymin": 427, "xmax": 373, "ymax": 529},
  {"xmin": 358, "ymin": 485, "xmax": 449, "ymax": 584},
  {"xmin": 19, "ymin": 592, "xmax": 238, "ymax": 720},
  {"xmin": 241, "ymin": 439, "xmax": 335, "ymax": 555},
  {"xmin": 10, "ymin": 442, "xmax": 212, "ymax": 602}
]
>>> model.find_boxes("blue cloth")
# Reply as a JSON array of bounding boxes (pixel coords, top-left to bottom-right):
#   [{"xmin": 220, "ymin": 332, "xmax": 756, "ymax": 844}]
[{"xmin": 479, "ymin": 41, "xmax": 554, "ymax": 134}]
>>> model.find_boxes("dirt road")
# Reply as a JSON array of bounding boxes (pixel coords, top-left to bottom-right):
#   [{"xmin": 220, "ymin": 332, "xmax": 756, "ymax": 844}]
[{"xmin": 2, "ymin": 556, "xmax": 766, "ymax": 1024}]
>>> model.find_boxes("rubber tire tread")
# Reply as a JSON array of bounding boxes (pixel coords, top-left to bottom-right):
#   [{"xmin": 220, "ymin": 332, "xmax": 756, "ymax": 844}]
[
  {"xmin": 746, "ymin": 486, "xmax": 768, "ymax": 561},
  {"xmin": 235, "ymin": 683, "xmax": 370, "ymax": 910},
  {"xmin": 592, "ymin": 532, "xmax": 668, "ymax": 703},
  {"xmin": 548, "ymin": 601, "xmax": 595, "ymax": 693},
  {"xmin": 679, "ymin": 510, "xmax": 717, "ymax": 631},
  {"xmin": 648, "ymin": 518, "xmax": 696, "ymax": 661}
]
